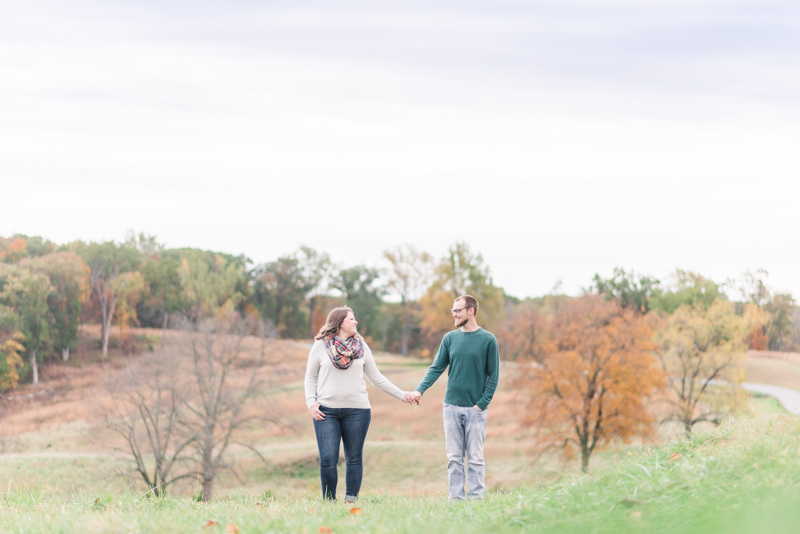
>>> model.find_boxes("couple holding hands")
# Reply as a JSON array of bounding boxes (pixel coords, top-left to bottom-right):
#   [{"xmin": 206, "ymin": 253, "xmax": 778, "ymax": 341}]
[{"xmin": 304, "ymin": 295, "xmax": 500, "ymax": 502}]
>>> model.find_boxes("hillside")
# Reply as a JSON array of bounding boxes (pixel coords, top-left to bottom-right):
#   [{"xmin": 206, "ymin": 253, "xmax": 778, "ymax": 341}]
[
  {"xmin": 0, "ymin": 327, "xmax": 544, "ymax": 498},
  {"xmin": 2, "ymin": 329, "xmax": 800, "ymax": 533}
]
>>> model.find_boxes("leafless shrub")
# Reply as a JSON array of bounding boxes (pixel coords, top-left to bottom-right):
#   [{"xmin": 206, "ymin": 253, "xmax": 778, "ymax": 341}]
[
  {"xmin": 176, "ymin": 313, "xmax": 282, "ymax": 501},
  {"xmin": 104, "ymin": 350, "xmax": 195, "ymax": 496},
  {"xmin": 106, "ymin": 313, "xmax": 284, "ymax": 501}
]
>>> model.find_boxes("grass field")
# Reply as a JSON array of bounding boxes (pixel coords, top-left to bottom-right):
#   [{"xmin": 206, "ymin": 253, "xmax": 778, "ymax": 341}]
[
  {"xmin": 1, "ymin": 415, "xmax": 800, "ymax": 533},
  {"xmin": 1, "ymin": 330, "xmax": 800, "ymax": 532}
]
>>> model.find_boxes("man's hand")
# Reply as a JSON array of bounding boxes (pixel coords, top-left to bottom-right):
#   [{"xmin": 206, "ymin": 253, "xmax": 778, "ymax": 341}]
[
  {"xmin": 309, "ymin": 403, "xmax": 325, "ymax": 421},
  {"xmin": 473, "ymin": 405, "xmax": 483, "ymax": 411},
  {"xmin": 404, "ymin": 391, "xmax": 422, "ymax": 405}
]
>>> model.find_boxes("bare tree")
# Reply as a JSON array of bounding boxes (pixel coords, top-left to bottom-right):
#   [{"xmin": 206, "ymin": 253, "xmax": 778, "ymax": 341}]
[
  {"xmin": 105, "ymin": 350, "xmax": 195, "ymax": 496},
  {"xmin": 178, "ymin": 314, "xmax": 278, "ymax": 501},
  {"xmin": 735, "ymin": 269, "xmax": 771, "ymax": 307},
  {"xmin": 384, "ymin": 245, "xmax": 432, "ymax": 356},
  {"xmin": 658, "ymin": 300, "xmax": 747, "ymax": 438},
  {"xmin": 94, "ymin": 266, "xmax": 123, "ymax": 359}
]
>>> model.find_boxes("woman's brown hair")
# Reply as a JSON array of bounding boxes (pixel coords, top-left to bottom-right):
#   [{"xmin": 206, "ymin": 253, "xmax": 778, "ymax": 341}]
[{"xmin": 314, "ymin": 306, "xmax": 354, "ymax": 340}]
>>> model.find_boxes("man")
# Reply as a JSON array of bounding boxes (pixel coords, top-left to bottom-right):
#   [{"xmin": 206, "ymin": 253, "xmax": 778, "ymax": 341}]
[{"xmin": 405, "ymin": 295, "xmax": 499, "ymax": 501}]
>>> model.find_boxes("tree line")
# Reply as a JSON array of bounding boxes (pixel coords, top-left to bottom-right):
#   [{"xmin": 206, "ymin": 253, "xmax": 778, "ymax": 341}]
[
  {"xmin": 1, "ymin": 234, "xmax": 798, "ymax": 423},
  {"xmin": 0, "ymin": 234, "xmax": 508, "ymax": 390},
  {"xmin": 2, "ymin": 233, "xmax": 799, "ymax": 478}
]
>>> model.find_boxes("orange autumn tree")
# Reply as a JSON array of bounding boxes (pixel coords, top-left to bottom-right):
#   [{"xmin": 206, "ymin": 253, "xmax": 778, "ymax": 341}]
[
  {"xmin": 743, "ymin": 303, "xmax": 769, "ymax": 350},
  {"xmin": 499, "ymin": 300, "xmax": 545, "ymax": 361},
  {"xmin": 0, "ymin": 237, "xmax": 27, "ymax": 263},
  {"xmin": 522, "ymin": 294, "xmax": 665, "ymax": 472},
  {"xmin": 114, "ymin": 271, "xmax": 146, "ymax": 354}
]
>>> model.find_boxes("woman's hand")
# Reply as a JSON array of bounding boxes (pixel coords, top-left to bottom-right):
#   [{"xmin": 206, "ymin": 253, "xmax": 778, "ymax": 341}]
[
  {"xmin": 309, "ymin": 403, "xmax": 325, "ymax": 421},
  {"xmin": 403, "ymin": 391, "xmax": 421, "ymax": 405}
]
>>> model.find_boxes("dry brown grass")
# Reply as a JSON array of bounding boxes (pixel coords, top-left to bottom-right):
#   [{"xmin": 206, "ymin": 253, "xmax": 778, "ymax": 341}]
[
  {"xmin": 3, "ymin": 327, "xmax": 703, "ymax": 497},
  {"xmin": 1, "ymin": 327, "xmax": 305, "ymax": 421},
  {"xmin": 745, "ymin": 354, "xmax": 800, "ymax": 392},
  {"xmin": 748, "ymin": 349, "xmax": 800, "ymax": 366}
]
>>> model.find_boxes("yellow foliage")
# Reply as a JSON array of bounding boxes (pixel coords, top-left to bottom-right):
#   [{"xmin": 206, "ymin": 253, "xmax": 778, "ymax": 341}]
[
  {"xmin": 0, "ymin": 332, "xmax": 26, "ymax": 391},
  {"xmin": 114, "ymin": 271, "xmax": 145, "ymax": 344},
  {"xmin": 659, "ymin": 299, "xmax": 748, "ymax": 432},
  {"xmin": 178, "ymin": 253, "xmax": 244, "ymax": 319},
  {"xmin": 419, "ymin": 243, "xmax": 505, "ymax": 348}
]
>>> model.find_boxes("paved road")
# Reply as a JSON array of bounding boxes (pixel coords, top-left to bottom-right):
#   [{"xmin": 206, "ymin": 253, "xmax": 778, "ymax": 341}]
[{"xmin": 742, "ymin": 382, "xmax": 800, "ymax": 415}]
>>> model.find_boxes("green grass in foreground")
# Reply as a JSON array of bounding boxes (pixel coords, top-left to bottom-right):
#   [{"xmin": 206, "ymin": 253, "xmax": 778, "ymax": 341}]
[{"xmin": 2, "ymin": 415, "xmax": 800, "ymax": 533}]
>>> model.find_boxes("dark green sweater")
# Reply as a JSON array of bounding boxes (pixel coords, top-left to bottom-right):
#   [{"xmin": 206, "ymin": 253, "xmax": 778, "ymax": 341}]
[{"xmin": 415, "ymin": 328, "xmax": 499, "ymax": 411}]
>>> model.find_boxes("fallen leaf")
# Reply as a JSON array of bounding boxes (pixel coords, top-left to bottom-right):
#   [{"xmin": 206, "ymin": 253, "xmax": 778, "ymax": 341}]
[
  {"xmin": 350, "ymin": 507, "xmax": 362, "ymax": 515},
  {"xmin": 669, "ymin": 453, "xmax": 681, "ymax": 461},
  {"xmin": 204, "ymin": 520, "xmax": 219, "ymax": 528},
  {"xmin": 318, "ymin": 527, "xmax": 333, "ymax": 534},
  {"xmin": 309, "ymin": 507, "xmax": 314, "ymax": 513},
  {"xmin": 629, "ymin": 510, "xmax": 642, "ymax": 520},
  {"xmin": 226, "ymin": 523, "xmax": 239, "ymax": 534},
  {"xmin": 94, "ymin": 498, "xmax": 99, "ymax": 505}
]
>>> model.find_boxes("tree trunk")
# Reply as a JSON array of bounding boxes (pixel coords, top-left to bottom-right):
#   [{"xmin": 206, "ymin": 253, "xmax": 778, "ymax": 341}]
[
  {"xmin": 201, "ymin": 475, "xmax": 214, "ymax": 502},
  {"xmin": 102, "ymin": 322, "xmax": 111, "ymax": 359},
  {"xmin": 683, "ymin": 418, "xmax": 693, "ymax": 440},
  {"xmin": 200, "ymin": 427, "xmax": 215, "ymax": 502},
  {"xmin": 161, "ymin": 310, "xmax": 168, "ymax": 352},
  {"xmin": 581, "ymin": 447, "xmax": 590, "ymax": 473},
  {"xmin": 275, "ymin": 300, "xmax": 283, "ymax": 338},
  {"xmin": 401, "ymin": 308, "xmax": 410, "ymax": 357},
  {"xmin": 31, "ymin": 348, "xmax": 39, "ymax": 385},
  {"xmin": 201, "ymin": 445, "xmax": 214, "ymax": 502},
  {"xmin": 62, "ymin": 348, "xmax": 69, "ymax": 362},
  {"xmin": 100, "ymin": 298, "xmax": 109, "ymax": 360},
  {"xmin": 102, "ymin": 297, "xmax": 118, "ymax": 360},
  {"xmin": 152, "ymin": 465, "xmax": 163, "ymax": 497}
]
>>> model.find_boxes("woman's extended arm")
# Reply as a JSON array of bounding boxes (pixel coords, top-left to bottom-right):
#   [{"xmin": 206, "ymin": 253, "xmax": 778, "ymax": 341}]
[{"xmin": 362, "ymin": 345, "xmax": 405, "ymax": 401}]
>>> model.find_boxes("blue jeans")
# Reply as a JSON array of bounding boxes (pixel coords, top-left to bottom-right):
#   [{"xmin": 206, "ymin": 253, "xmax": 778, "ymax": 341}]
[
  {"xmin": 443, "ymin": 402, "xmax": 487, "ymax": 500},
  {"xmin": 313, "ymin": 406, "xmax": 371, "ymax": 501}
]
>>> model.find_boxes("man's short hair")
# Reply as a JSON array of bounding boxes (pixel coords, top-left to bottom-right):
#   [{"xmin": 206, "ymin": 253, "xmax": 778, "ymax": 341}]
[{"xmin": 456, "ymin": 295, "xmax": 479, "ymax": 316}]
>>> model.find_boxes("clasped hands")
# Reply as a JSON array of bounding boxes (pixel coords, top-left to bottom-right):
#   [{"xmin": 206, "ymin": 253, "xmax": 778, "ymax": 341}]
[{"xmin": 402, "ymin": 390, "xmax": 422, "ymax": 405}]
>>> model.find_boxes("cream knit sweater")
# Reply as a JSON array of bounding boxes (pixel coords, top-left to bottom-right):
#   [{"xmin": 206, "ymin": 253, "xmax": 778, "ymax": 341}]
[{"xmin": 304, "ymin": 339, "xmax": 405, "ymax": 409}]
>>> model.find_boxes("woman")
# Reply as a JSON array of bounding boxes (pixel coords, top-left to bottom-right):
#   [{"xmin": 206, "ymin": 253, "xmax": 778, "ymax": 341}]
[{"xmin": 304, "ymin": 306, "xmax": 410, "ymax": 502}]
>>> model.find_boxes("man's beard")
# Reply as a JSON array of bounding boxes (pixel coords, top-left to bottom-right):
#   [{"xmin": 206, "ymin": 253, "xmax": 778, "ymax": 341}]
[{"xmin": 454, "ymin": 316, "xmax": 468, "ymax": 328}]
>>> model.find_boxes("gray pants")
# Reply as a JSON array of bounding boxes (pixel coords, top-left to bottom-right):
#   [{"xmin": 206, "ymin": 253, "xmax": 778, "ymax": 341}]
[{"xmin": 443, "ymin": 402, "xmax": 487, "ymax": 501}]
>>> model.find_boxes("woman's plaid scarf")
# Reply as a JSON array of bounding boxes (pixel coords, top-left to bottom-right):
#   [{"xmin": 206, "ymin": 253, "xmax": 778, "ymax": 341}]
[{"xmin": 325, "ymin": 335, "xmax": 364, "ymax": 370}]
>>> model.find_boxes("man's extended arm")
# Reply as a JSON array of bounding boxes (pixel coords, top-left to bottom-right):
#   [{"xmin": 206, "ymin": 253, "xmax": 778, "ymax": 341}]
[
  {"xmin": 476, "ymin": 337, "xmax": 499, "ymax": 411},
  {"xmin": 406, "ymin": 339, "xmax": 450, "ymax": 404}
]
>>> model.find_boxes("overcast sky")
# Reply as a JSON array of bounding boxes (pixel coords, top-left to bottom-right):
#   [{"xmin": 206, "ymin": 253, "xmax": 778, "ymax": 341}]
[{"xmin": 1, "ymin": 0, "xmax": 798, "ymax": 298}]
